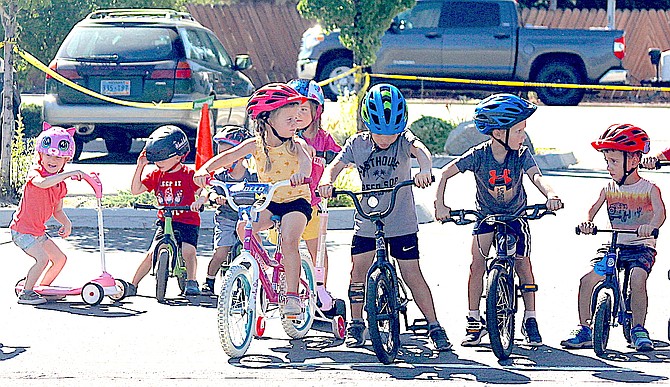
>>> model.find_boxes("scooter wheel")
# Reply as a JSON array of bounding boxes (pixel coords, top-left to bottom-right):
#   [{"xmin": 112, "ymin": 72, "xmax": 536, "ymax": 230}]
[
  {"xmin": 109, "ymin": 279, "xmax": 128, "ymax": 302},
  {"xmin": 82, "ymin": 282, "xmax": 104, "ymax": 306},
  {"xmin": 332, "ymin": 315, "xmax": 346, "ymax": 340},
  {"xmin": 254, "ymin": 316, "xmax": 266, "ymax": 338},
  {"xmin": 335, "ymin": 299, "xmax": 347, "ymax": 321},
  {"xmin": 15, "ymin": 277, "xmax": 26, "ymax": 296}
]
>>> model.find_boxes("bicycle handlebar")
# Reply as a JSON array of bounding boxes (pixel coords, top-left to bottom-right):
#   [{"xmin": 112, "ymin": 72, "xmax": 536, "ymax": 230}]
[
  {"xmin": 208, "ymin": 178, "xmax": 309, "ymax": 214},
  {"xmin": 640, "ymin": 160, "xmax": 670, "ymax": 170},
  {"xmin": 574, "ymin": 226, "xmax": 659, "ymax": 239},
  {"xmin": 443, "ymin": 204, "xmax": 557, "ymax": 226},
  {"xmin": 332, "ymin": 178, "xmax": 423, "ymax": 221},
  {"xmin": 133, "ymin": 203, "xmax": 194, "ymax": 212}
]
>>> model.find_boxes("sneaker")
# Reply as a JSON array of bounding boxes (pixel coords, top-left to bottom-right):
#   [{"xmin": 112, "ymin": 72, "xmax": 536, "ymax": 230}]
[
  {"xmin": 184, "ymin": 280, "xmax": 201, "ymax": 296},
  {"xmin": 345, "ymin": 320, "xmax": 366, "ymax": 348},
  {"xmin": 17, "ymin": 290, "xmax": 47, "ymax": 305},
  {"xmin": 429, "ymin": 326, "xmax": 453, "ymax": 351},
  {"xmin": 201, "ymin": 282, "xmax": 214, "ymax": 296},
  {"xmin": 560, "ymin": 325, "xmax": 593, "ymax": 349},
  {"xmin": 521, "ymin": 318, "xmax": 543, "ymax": 346},
  {"xmin": 126, "ymin": 283, "xmax": 137, "ymax": 297},
  {"xmin": 461, "ymin": 317, "xmax": 487, "ymax": 346},
  {"xmin": 630, "ymin": 325, "xmax": 654, "ymax": 352},
  {"xmin": 282, "ymin": 295, "xmax": 303, "ymax": 317}
]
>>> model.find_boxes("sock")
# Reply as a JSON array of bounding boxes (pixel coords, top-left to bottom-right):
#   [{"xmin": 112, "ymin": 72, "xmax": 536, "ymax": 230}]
[
  {"xmin": 352, "ymin": 318, "xmax": 364, "ymax": 324},
  {"xmin": 524, "ymin": 310, "xmax": 536, "ymax": 323},
  {"xmin": 428, "ymin": 321, "xmax": 441, "ymax": 330},
  {"xmin": 468, "ymin": 310, "xmax": 480, "ymax": 320}
]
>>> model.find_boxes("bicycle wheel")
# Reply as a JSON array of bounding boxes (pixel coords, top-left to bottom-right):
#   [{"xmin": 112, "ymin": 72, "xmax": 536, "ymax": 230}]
[
  {"xmin": 282, "ymin": 254, "xmax": 316, "ymax": 339},
  {"xmin": 486, "ymin": 265, "xmax": 515, "ymax": 360},
  {"xmin": 176, "ymin": 253, "xmax": 187, "ymax": 294},
  {"xmin": 366, "ymin": 268, "xmax": 400, "ymax": 364},
  {"xmin": 155, "ymin": 247, "xmax": 170, "ymax": 302},
  {"xmin": 218, "ymin": 265, "xmax": 254, "ymax": 358},
  {"xmin": 623, "ymin": 288, "xmax": 632, "ymax": 344},
  {"xmin": 593, "ymin": 291, "xmax": 612, "ymax": 356}
]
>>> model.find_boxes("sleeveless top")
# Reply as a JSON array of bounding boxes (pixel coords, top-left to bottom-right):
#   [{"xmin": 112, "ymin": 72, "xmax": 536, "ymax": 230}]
[
  {"xmin": 252, "ymin": 139, "xmax": 310, "ymax": 203},
  {"xmin": 605, "ymin": 178, "xmax": 656, "ymax": 248}
]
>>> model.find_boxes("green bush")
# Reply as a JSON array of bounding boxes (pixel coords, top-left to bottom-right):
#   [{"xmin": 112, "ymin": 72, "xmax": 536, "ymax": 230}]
[
  {"xmin": 1, "ymin": 117, "xmax": 35, "ymax": 204},
  {"xmin": 19, "ymin": 103, "xmax": 43, "ymax": 138},
  {"xmin": 101, "ymin": 190, "xmax": 157, "ymax": 208},
  {"xmin": 408, "ymin": 116, "xmax": 456, "ymax": 155},
  {"xmin": 326, "ymin": 167, "xmax": 361, "ymax": 208},
  {"xmin": 326, "ymin": 91, "xmax": 359, "ymax": 147}
]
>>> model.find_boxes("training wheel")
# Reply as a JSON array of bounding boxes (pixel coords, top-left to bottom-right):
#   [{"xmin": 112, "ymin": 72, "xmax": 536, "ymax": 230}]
[
  {"xmin": 109, "ymin": 278, "xmax": 128, "ymax": 302},
  {"xmin": 82, "ymin": 282, "xmax": 104, "ymax": 306},
  {"xmin": 15, "ymin": 277, "xmax": 26, "ymax": 296},
  {"xmin": 332, "ymin": 315, "xmax": 346, "ymax": 340},
  {"xmin": 254, "ymin": 315, "xmax": 266, "ymax": 338}
]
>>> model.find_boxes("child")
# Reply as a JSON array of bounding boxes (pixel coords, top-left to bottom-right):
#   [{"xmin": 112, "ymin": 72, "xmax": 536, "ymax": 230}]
[
  {"xmin": 127, "ymin": 125, "xmax": 207, "ymax": 297},
  {"xmin": 194, "ymin": 83, "xmax": 312, "ymax": 317},
  {"xmin": 289, "ymin": 78, "xmax": 342, "ymax": 290},
  {"xmin": 318, "ymin": 83, "xmax": 452, "ymax": 352},
  {"xmin": 10, "ymin": 123, "xmax": 85, "ymax": 305},
  {"xmin": 201, "ymin": 125, "xmax": 257, "ymax": 295},
  {"xmin": 434, "ymin": 93, "xmax": 562, "ymax": 347},
  {"xmin": 561, "ymin": 124, "xmax": 665, "ymax": 352}
]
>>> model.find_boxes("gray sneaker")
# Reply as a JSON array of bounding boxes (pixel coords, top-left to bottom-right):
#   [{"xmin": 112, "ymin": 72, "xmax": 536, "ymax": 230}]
[
  {"xmin": 282, "ymin": 295, "xmax": 303, "ymax": 317},
  {"xmin": 18, "ymin": 290, "xmax": 47, "ymax": 305},
  {"xmin": 345, "ymin": 320, "xmax": 367, "ymax": 348}
]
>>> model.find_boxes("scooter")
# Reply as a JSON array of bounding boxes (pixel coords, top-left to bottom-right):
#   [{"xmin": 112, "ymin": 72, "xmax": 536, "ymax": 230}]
[{"xmin": 15, "ymin": 172, "xmax": 129, "ymax": 306}]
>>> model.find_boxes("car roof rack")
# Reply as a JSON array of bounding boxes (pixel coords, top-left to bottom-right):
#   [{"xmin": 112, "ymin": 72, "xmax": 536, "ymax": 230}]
[{"xmin": 87, "ymin": 9, "xmax": 196, "ymax": 22}]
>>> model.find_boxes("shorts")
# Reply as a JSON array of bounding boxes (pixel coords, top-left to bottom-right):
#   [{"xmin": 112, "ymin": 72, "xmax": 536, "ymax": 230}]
[
  {"xmin": 213, "ymin": 214, "xmax": 238, "ymax": 248},
  {"xmin": 591, "ymin": 245, "xmax": 656, "ymax": 274},
  {"xmin": 267, "ymin": 198, "xmax": 312, "ymax": 223},
  {"xmin": 351, "ymin": 233, "xmax": 420, "ymax": 260},
  {"xmin": 152, "ymin": 220, "xmax": 199, "ymax": 249},
  {"xmin": 11, "ymin": 230, "xmax": 48, "ymax": 252},
  {"xmin": 473, "ymin": 218, "xmax": 531, "ymax": 257},
  {"xmin": 266, "ymin": 206, "xmax": 320, "ymax": 245}
]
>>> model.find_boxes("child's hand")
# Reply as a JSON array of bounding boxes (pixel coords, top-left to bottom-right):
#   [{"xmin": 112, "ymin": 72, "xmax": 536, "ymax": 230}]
[
  {"xmin": 414, "ymin": 171, "xmax": 433, "ymax": 188},
  {"xmin": 193, "ymin": 169, "xmax": 211, "ymax": 187},
  {"xmin": 546, "ymin": 196, "xmax": 563, "ymax": 211},
  {"xmin": 434, "ymin": 201, "xmax": 452, "ymax": 222},
  {"xmin": 290, "ymin": 172, "xmax": 307, "ymax": 186},
  {"xmin": 69, "ymin": 170, "xmax": 86, "ymax": 180},
  {"xmin": 137, "ymin": 149, "xmax": 149, "ymax": 168},
  {"xmin": 637, "ymin": 224, "xmax": 655, "ymax": 238},
  {"xmin": 641, "ymin": 156, "xmax": 659, "ymax": 170},
  {"xmin": 190, "ymin": 196, "xmax": 207, "ymax": 212},
  {"xmin": 317, "ymin": 182, "xmax": 333, "ymax": 198},
  {"xmin": 578, "ymin": 221, "xmax": 596, "ymax": 235},
  {"xmin": 214, "ymin": 195, "xmax": 227, "ymax": 205},
  {"xmin": 58, "ymin": 222, "xmax": 72, "ymax": 238}
]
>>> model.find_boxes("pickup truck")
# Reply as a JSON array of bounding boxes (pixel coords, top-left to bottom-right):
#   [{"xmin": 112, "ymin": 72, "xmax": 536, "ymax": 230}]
[{"xmin": 296, "ymin": 0, "xmax": 627, "ymax": 106}]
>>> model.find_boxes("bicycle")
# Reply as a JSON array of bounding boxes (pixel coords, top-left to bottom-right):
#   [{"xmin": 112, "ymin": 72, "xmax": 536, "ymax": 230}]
[
  {"xmin": 443, "ymin": 204, "xmax": 556, "ymax": 360},
  {"xmin": 211, "ymin": 179, "xmax": 317, "ymax": 358},
  {"xmin": 133, "ymin": 203, "xmax": 191, "ymax": 302},
  {"xmin": 575, "ymin": 226, "xmax": 659, "ymax": 356},
  {"xmin": 332, "ymin": 179, "xmax": 430, "ymax": 364}
]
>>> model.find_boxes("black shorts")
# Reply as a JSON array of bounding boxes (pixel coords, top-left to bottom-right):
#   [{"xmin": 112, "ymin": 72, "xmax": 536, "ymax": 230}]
[
  {"xmin": 474, "ymin": 218, "xmax": 531, "ymax": 257},
  {"xmin": 351, "ymin": 233, "xmax": 420, "ymax": 260},
  {"xmin": 153, "ymin": 220, "xmax": 199, "ymax": 249},
  {"xmin": 267, "ymin": 198, "xmax": 312, "ymax": 223},
  {"xmin": 591, "ymin": 245, "xmax": 656, "ymax": 274}
]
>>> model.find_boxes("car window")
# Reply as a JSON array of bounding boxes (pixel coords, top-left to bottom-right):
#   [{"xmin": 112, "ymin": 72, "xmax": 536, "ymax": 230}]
[
  {"xmin": 441, "ymin": 2, "xmax": 501, "ymax": 28},
  {"xmin": 58, "ymin": 26, "xmax": 178, "ymax": 61},
  {"xmin": 396, "ymin": 1, "xmax": 443, "ymax": 29},
  {"xmin": 183, "ymin": 29, "xmax": 218, "ymax": 65},
  {"xmin": 204, "ymin": 32, "xmax": 232, "ymax": 68}
]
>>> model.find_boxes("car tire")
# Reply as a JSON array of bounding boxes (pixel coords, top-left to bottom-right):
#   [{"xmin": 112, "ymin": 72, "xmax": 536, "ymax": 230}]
[
  {"xmin": 318, "ymin": 57, "xmax": 355, "ymax": 102},
  {"xmin": 534, "ymin": 60, "xmax": 585, "ymax": 106},
  {"xmin": 104, "ymin": 132, "xmax": 132, "ymax": 154}
]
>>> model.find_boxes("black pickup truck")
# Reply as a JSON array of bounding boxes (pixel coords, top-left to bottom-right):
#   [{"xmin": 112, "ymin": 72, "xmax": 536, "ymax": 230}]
[{"xmin": 297, "ymin": 0, "xmax": 628, "ymax": 105}]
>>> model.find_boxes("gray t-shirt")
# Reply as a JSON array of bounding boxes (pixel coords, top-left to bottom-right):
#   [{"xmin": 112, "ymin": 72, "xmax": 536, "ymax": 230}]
[
  {"xmin": 337, "ymin": 131, "xmax": 418, "ymax": 238},
  {"xmin": 455, "ymin": 141, "xmax": 537, "ymax": 215}
]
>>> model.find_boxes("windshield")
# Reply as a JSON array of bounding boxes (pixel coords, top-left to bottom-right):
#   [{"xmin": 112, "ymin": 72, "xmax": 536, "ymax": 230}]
[{"xmin": 57, "ymin": 26, "xmax": 179, "ymax": 62}]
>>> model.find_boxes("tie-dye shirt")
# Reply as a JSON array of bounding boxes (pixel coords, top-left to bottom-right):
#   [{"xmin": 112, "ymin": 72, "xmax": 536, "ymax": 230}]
[{"xmin": 605, "ymin": 178, "xmax": 656, "ymax": 247}]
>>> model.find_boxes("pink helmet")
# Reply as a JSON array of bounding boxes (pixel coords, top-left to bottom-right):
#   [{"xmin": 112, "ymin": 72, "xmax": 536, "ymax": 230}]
[
  {"xmin": 246, "ymin": 83, "xmax": 306, "ymax": 120},
  {"xmin": 36, "ymin": 122, "xmax": 76, "ymax": 158}
]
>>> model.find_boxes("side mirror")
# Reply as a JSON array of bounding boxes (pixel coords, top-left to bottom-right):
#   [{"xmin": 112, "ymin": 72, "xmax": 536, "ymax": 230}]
[
  {"xmin": 233, "ymin": 54, "xmax": 252, "ymax": 71},
  {"xmin": 649, "ymin": 48, "xmax": 662, "ymax": 66}
]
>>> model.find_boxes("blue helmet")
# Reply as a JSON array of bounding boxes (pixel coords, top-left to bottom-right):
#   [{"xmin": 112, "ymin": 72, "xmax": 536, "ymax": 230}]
[
  {"xmin": 361, "ymin": 84, "xmax": 407, "ymax": 135},
  {"xmin": 473, "ymin": 93, "xmax": 537, "ymax": 135},
  {"xmin": 288, "ymin": 78, "xmax": 325, "ymax": 120}
]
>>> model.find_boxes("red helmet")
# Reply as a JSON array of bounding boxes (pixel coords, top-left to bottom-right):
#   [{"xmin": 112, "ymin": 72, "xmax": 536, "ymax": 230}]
[
  {"xmin": 591, "ymin": 124, "xmax": 650, "ymax": 154},
  {"xmin": 246, "ymin": 83, "xmax": 306, "ymax": 120}
]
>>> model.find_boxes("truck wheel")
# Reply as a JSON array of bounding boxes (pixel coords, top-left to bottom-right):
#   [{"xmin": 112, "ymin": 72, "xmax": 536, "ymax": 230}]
[
  {"xmin": 318, "ymin": 57, "xmax": 355, "ymax": 101},
  {"xmin": 104, "ymin": 132, "xmax": 133, "ymax": 154},
  {"xmin": 534, "ymin": 61, "xmax": 585, "ymax": 106}
]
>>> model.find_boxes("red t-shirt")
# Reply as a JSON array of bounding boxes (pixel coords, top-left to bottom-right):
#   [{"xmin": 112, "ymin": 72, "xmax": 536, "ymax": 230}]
[
  {"xmin": 141, "ymin": 164, "xmax": 200, "ymax": 226},
  {"xmin": 10, "ymin": 165, "xmax": 68, "ymax": 236}
]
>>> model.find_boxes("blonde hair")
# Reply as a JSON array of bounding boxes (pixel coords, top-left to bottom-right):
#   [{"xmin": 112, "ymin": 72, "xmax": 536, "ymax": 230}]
[{"xmin": 254, "ymin": 105, "xmax": 299, "ymax": 172}]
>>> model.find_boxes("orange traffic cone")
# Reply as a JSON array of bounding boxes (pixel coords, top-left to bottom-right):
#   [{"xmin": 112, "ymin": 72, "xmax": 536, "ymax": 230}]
[{"xmin": 195, "ymin": 103, "xmax": 214, "ymax": 170}]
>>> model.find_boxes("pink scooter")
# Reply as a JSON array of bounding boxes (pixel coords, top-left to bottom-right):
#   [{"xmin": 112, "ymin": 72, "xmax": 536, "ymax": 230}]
[{"xmin": 15, "ymin": 172, "xmax": 129, "ymax": 305}]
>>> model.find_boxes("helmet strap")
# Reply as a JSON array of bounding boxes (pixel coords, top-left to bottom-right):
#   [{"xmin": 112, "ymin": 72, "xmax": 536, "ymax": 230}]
[
  {"xmin": 268, "ymin": 121, "xmax": 291, "ymax": 143},
  {"xmin": 492, "ymin": 130, "xmax": 513, "ymax": 152},
  {"xmin": 617, "ymin": 152, "xmax": 637, "ymax": 186}
]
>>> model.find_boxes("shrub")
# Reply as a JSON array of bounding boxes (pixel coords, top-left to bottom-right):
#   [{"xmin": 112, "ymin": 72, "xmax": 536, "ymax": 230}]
[
  {"xmin": 101, "ymin": 190, "xmax": 157, "ymax": 208},
  {"xmin": 2, "ymin": 116, "xmax": 35, "ymax": 204},
  {"xmin": 19, "ymin": 103, "xmax": 43, "ymax": 138},
  {"xmin": 325, "ymin": 91, "xmax": 359, "ymax": 147},
  {"xmin": 326, "ymin": 167, "xmax": 361, "ymax": 208},
  {"xmin": 408, "ymin": 116, "xmax": 456, "ymax": 155}
]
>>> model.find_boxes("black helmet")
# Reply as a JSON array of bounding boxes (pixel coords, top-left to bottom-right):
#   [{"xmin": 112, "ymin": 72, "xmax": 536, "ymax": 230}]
[{"xmin": 145, "ymin": 125, "xmax": 190, "ymax": 162}]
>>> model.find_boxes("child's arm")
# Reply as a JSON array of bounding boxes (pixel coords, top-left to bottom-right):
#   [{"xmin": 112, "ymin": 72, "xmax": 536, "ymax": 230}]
[
  {"xmin": 131, "ymin": 150, "xmax": 149, "ymax": 195},
  {"xmin": 32, "ymin": 170, "xmax": 86, "ymax": 189},
  {"xmin": 292, "ymin": 138, "xmax": 313, "ymax": 186},
  {"xmin": 190, "ymin": 187, "xmax": 208, "ymax": 212},
  {"xmin": 639, "ymin": 185, "xmax": 666, "ymax": 237},
  {"xmin": 578, "ymin": 188, "xmax": 606, "ymax": 234},
  {"xmin": 51, "ymin": 198, "xmax": 73, "ymax": 238},
  {"xmin": 317, "ymin": 159, "xmax": 347, "ymax": 199},
  {"xmin": 526, "ymin": 166, "xmax": 563, "ymax": 211},
  {"xmin": 194, "ymin": 140, "xmax": 256, "ymax": 187},
  {"xmin": 409, "ymin": 139, "xmax": 433, "ymax": 188},
  {"xmin": 433, "ymin": 160, "xmax": 461, "ymax": 221}
]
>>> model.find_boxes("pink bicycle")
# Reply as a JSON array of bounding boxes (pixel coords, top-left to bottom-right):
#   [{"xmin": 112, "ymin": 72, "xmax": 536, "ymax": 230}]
[{"xmin": 210, "ymin": 179, "xmax": 317, "ymax": 358}]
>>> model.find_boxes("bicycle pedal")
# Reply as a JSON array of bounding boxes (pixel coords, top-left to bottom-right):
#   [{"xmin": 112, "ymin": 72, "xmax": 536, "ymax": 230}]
[
  {"xmin": 407, "ymin": 318, "xmax": 429, "ymax": 336},
  {"xmin": 519, "ymin": 284, "xmax": 538, "ymax": 293}
]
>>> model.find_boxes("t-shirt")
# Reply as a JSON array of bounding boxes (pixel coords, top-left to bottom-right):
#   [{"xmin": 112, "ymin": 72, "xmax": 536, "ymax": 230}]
[
  {"xmin": 141, "ymin": 164, "xmax": 200, "ymax": 226},
  {"xmin": 302, "ymin": 128, "xmax": 342, "ymax": 206},
  {"xmin": 455, "ymin": 141, "xmax": 537, "ymax": 215},
  {"xmin": 252, "ymin": 140, "xmax": 311, "ymax": 203},
  {"xmin": 604, "ymin": 178, "xmax": 657, "ymax": 248},
  {"xmin": 10, "ymin": 165, "xmax": 68, "ymax": 236},
  {"xmin": 336, "ymin": 131, "xmax": 418, "ymax": 238},
  {"xmin": 212, "ymin": 169, "xmax": 258, "ymax": 221}
]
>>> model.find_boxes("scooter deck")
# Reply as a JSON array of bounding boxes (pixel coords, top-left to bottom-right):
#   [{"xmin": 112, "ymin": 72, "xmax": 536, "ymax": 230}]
[{"xmin": 17, "ymin": 284, "xmax": 82, "ymax": 296}]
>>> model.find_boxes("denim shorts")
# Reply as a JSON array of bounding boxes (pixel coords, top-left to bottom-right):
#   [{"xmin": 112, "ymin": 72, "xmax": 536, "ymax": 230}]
[
  {"xmin": 591, "ymin": 244, "xmax": 656, "ymax": 274},
  {"xmin": 11, "ymin": 229, "xmax": 48, "ymax": 252}
]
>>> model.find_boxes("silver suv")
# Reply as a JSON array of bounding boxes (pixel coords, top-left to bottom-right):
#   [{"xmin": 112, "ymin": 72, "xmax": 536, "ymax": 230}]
[{"xmin": 43, "ymin": 9, "xmax": 254, "ymax": 159}]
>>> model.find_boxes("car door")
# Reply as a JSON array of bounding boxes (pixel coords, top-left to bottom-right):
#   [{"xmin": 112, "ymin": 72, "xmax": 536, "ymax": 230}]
[
  {"xmin": 440, "ymin": 0, "xmax": 516, "ymax": 79},
  {"xmin": 373, "ymin": 0, "xmax": 446, "ymax": 76}
]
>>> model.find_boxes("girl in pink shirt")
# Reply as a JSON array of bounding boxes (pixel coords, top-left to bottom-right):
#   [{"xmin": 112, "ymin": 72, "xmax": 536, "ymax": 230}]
[{"xmin": 10, "ymin": 123, "xmax": 85, "ymax": 305}]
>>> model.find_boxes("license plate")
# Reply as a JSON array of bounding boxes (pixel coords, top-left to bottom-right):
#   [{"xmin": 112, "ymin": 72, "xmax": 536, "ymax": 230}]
[{"xmin": 100, "ymin": 80, "xmax": 130, "ymax": 96}]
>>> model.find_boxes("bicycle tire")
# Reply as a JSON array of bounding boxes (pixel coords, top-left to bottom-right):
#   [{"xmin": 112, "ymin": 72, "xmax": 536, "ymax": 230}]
[
  {"xmin": 486, "ymin": 265, "xmax": 515, "ymax": 360},
  {"xmin": 282, "ymin": 254, "xmax": 316, "ymax": 339},
  {"xmin": 366, "ymin": 268, "xmax": 400, "ymax": 364},
  {"xmin": 176, "ymin": 253, "xmax": 187, "ymax": 294},
  {"xmin": 593, "ymin": 291, "xmax": 612, "ymax": 356},
  {"xmin": 623, "ymin": 288, "xmax": 632, "ymax": 344},
  {"xmin": 155, "ymin": 248, "xmax": 170, "ymax": 302},
  {"xmin": 218, "ymin": 265, "xmax": 254, "ymax": 358}
]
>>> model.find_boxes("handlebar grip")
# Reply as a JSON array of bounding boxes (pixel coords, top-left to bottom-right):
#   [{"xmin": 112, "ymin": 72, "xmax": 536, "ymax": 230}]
[
  {"xmin": 575, "ymin": 225, "xmax": 598, "ymax": 235},
  {"xmin": 652, "ymin": 228, "xmax": 660, "ymax": 238},
  {"xmin": 133, "ymin": 203, "xmax": 155, "ymax": 210}
]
